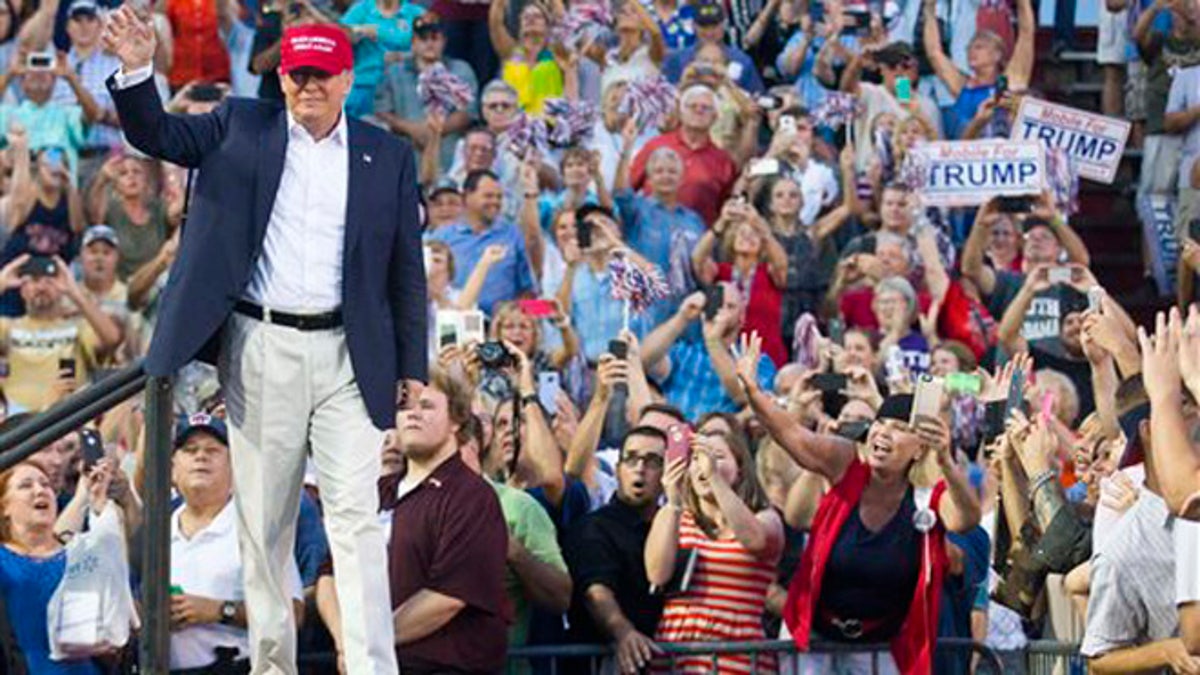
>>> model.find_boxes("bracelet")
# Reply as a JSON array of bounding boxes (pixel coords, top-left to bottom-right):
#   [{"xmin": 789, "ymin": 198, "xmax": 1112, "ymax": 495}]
[
  {"xmin": 519, "ymin": 393, "xmax": 539, "ymax": 408},
  {"xmin": 524, "ymin": 192, "xmax": 539, "ymax": 198},
  {"xmin": 1028, "ymin": 469, "xmax": 1056, "ymax": 500}
]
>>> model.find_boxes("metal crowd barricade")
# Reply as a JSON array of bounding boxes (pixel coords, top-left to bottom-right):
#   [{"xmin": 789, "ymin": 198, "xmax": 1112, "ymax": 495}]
[
  {"xmin": 1025, "ymin": 639, "xmax": 1087, "ymax": 675},
  {"xmin": 504, "ymin": 638, "xmax": 1009, "ymax": 675}
]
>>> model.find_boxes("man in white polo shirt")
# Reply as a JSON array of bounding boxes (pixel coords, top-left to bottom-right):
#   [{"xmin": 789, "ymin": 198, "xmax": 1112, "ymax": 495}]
[{"xmin": 169, "ymin": 413, "xmax": 303, "ymax": 674}]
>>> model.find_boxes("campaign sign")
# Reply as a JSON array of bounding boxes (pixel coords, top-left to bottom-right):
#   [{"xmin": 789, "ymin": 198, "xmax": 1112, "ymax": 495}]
[
  {"xmin": 910, "ymin": 140, "xmax": 1045, "ymax": 207},
  {"xmin": 1011, "ymin": 98, "xmax": 1131, "ymax": 184}
]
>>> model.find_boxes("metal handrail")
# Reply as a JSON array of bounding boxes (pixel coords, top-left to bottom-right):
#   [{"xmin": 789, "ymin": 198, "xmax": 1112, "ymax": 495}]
[
  {"xmin": 0, "ymin": 361, "xmax": 146, "ymax": 471},
  {"xmin": 0, "ymin": 360, "xmax": 174, "ymax": 673}
]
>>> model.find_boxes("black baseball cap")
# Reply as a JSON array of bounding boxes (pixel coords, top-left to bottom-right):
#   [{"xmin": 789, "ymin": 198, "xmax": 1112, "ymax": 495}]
[
  {"xmin": 694, "ymin": 0, "xmax": 725, "ymax": 26},
  {"xmin": 19, "ymin": 256, "xmax": 57, "ymax": 278},
  {"xmin": 575, "ymin": 203, "xmax": 615, "ymax": 225},
  {"xmin": 414, "ymin": 12, "xmax": 443, "ymax": 36}
]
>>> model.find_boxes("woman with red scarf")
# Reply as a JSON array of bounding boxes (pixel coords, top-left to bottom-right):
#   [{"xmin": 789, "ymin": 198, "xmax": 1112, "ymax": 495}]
[{"xmin": 734, "ymin": 332, "xmax": 982, "ymax": 674}]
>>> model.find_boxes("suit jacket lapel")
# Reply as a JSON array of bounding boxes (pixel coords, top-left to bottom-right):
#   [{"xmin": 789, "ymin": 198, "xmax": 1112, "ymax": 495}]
[
  {"xmin": 254, "ymin": 112, "xmax": 288, "ymax": 246},
  {"xmin": 344, "ymin": 119, "xmax": 376, "ymax": 261}
]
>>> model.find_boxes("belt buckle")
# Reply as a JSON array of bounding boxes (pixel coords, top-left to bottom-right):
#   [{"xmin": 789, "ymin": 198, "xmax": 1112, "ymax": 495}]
[
  {"xmin": 833, "ymin": 617, "xmax": 863, "ymax": 640},
  {"xmin": 262, "ymin": 307, "xmax": 273, "ymax": 324}
]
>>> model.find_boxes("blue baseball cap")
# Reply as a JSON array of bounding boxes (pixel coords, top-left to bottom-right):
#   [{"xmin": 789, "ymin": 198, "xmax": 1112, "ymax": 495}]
[{"xmin": 173, "ymin": 412, "xmax": 228, "ymax": 449}]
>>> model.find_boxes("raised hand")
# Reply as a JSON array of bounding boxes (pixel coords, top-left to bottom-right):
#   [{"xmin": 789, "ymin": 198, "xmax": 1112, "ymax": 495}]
[
  {"xmin": 1137, "ymin": 309, "xmax": 1183, "ymax": 405},
  {"xmin": 0, "ymin": 254, "xmax": 29, "ymax": 291},
  {"xmin": 734, "ymin": 330, "xmax": 762, "ymax": 394},
  {"xmin": 1180, "ymin": 304, "xmax": 1200, "ymax": 403},
  {"xmin": 102, "ymin": 5, "xmax": 157, "ymax": 72},
  {"xmin": 913, "ymin": 415, "xmax": 953, "ymax": 468},
  {"xmin": 677, "ymin": 290, "xmax": 705, "ymax": 323}
]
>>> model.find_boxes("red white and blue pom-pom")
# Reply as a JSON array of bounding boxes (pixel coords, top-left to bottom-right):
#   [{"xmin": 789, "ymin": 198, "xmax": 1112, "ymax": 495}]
[
  {"xmin": 608, "ymin": 253, "xmax": 669, "ymax": 315},
  {"xmin": 617, "ymin": 76, "xmax": 677, "ymax": 130},
  {"xmin": 791, "ymin": 313, "xmax": 822, "ymax": 371},
  {"xmin": 552, "ymin": 1, "xmax": 613, "ymax": 47},
  {"xmin": 499, "ymin": 113, "xmax": 550, "ymax": 159},
  {"xmin": 812, "ymin": 92, "xmax": 862, "ymax": 130},
  {"xmin": 417, "ymin": 63, "xmax": 475, "ymax": 116},
  {"xmin": 1044, "ymin": 146, "xmax": 1080, "ymax": 216},
  {"xmin": 544, "ymin": 98, "xmax": 598, "ymax": 147}
]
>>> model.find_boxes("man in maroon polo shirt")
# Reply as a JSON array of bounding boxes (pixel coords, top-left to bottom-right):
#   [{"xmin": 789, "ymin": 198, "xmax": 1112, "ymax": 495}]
[
  {"xmin": 388, "ymin": 369, "xmax": 510, "ymax": 672},
  {"xmin": 362, "ymin": 368, "xmax": 510, "ymax": 673},
  {"xmin": 629, "ymin": 83, "xmax": 738, "ymax": 226}
]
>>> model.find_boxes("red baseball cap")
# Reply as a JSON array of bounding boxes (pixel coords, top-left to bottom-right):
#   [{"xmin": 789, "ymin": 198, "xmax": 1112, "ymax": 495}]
[{"xmin": 280, "ymin": 24, "xmax": 353, "ymax": 76}]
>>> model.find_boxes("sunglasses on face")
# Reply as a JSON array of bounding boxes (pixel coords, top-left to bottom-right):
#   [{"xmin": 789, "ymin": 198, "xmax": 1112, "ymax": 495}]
[
  {"xmin": 484, "ymin": 100, "xmax": 516, "ymax": 111},
  {"xmin": 287, "ymin": 68, "xmax": 333, "ymax": 88}
]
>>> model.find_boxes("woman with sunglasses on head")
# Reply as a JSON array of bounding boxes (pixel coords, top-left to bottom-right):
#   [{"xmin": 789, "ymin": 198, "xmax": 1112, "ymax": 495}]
[
  {"xmin": 735, "ymin": 331, "xmax": 981, "ymax": 674},
  {"xmin": 645, "ymin": 428, "xmax": 783, "ymax": 673}
]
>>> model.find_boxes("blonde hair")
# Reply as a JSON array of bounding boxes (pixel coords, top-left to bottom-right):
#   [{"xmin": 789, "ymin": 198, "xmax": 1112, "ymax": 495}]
[
  {"xmin": 720, "ymin": 219, "xmax": 768, "ymax": 262},
  {"xmin": 489, "ymin": 301, "xmax": 543, "ymax": 350}
]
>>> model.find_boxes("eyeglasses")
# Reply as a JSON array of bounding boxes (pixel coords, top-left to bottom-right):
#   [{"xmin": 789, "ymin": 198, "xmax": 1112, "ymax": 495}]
[
  {"xmin": 484, "ymin": 100, "xmax": 516, "ymax": 111},
  {"xmin": 620, "ymin": 452, "xmax": 664, "ymax": 469}
]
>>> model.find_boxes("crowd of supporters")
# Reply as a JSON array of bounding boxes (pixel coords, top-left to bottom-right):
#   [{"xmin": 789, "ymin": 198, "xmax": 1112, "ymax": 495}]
[{"xmin": 0, "ymin": 0, "xmax": 1199, "ymax": 672}]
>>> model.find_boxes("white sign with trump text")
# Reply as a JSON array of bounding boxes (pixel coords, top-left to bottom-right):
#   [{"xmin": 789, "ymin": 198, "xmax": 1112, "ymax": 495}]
[
  {"xmin": 1011, "ymin": 97, "xmax": 1131, "ymax": 184},
  {"xmin": 910, "ymin": 140, "xmax": 1045, "ymax": 208}
]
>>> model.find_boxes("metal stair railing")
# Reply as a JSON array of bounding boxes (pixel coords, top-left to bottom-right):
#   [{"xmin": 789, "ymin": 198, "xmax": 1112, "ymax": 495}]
[{"xmin": 0, "ymin": 360, "xmax": 175, "ymax": 674}]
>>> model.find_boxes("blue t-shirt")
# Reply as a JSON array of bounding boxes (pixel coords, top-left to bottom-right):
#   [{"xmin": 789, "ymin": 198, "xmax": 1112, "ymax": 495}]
[
  {"xmin": 0, "ymin": 546, "xmax": 101, "ymax": 674},
  {"xmin": 653, "ymin": 2, "xmax": 696, "ymax": 51},
  {"xmin": 426, "ymin": 219, "xmax": 538, "ymax": 315}
]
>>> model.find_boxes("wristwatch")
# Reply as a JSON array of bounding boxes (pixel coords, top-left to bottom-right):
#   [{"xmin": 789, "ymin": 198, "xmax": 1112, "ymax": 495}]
[{"xmin": 219, "ymin": 601, "xmax": 237, "ymax": 626}]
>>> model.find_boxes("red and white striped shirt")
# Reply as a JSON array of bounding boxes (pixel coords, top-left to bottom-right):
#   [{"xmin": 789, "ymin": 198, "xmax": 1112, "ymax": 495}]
[{"xmin": 653, "ymin": 511, "xmax": 777, "ymax": 674}]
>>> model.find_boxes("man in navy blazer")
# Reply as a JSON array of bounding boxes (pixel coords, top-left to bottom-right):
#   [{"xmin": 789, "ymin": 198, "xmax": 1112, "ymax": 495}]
[{"xmin": 103, "ymin": 11, "xmax": 423, "ymax": 674}]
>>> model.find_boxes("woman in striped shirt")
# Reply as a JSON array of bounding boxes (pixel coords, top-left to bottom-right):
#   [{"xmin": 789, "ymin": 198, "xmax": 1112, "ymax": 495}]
[{"xmin": 645, "ymin": 428, "xmax": 785, "ymax": 673}]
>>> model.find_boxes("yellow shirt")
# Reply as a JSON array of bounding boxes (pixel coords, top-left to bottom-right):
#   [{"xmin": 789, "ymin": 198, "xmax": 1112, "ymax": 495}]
[
  {"xmin": 502, "ymin": 51, "xmax": 564, "ymax": 116},
  {"xmin": 0, "ymin": 315, "xmax": 98, "ymax": 412}
]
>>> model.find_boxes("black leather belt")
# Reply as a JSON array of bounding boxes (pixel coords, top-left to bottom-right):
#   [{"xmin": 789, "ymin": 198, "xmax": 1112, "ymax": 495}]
[{"xmin": 233, "ymin": 301, "xmax": 342, "ymax": 331}]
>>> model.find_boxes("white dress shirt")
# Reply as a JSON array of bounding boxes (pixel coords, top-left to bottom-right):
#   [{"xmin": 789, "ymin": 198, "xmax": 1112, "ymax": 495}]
[
  {"xmin": 243, "ymin": 113, "xmax": 349, "ymax": 312},
  {"xmin": 114, "ymin": 65, "xmax": 349, "ymax": 312}
]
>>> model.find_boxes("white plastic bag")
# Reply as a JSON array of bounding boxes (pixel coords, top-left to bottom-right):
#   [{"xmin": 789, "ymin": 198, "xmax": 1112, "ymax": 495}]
[{"xmin": 46, "ymin": 505, "xmax": 140, "ymax": 660}]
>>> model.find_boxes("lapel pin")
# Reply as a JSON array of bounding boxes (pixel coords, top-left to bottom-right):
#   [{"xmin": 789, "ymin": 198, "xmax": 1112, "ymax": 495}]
[{"xmin": 363, "ymin": 153, "xmax": 372, "ymax": 163}]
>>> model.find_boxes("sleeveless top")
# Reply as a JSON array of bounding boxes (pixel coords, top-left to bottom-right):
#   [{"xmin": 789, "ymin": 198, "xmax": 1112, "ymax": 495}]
[
  {"xmin": 949, "ymin": 83, "xmax": 996, "ymax": 140},
  {"xmin": 652, "ymin": 511, "xmax": 777, "ymax": 674},
  {"xmin": 5, "ymin": 193, "xmax": 74, "ymax": 263}
]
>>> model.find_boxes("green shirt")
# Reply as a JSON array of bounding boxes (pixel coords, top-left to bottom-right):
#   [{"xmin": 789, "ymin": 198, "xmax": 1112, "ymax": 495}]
[
  {"xmin": 0, "ymin": 100, "xmax": 85, "ymax": 183},
  {"xmin": 489, "ymin": 480, "xmax": 567, "ymax": 649}
]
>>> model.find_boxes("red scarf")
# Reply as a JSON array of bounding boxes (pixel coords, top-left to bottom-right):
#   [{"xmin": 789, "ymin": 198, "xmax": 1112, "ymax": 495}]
[{"xmin": 782, "ymin": 459, "xmax": 949, "ymax": 674}]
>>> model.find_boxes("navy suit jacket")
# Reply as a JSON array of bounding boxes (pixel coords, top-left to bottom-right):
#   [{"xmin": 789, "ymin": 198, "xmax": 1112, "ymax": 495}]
[{"xmin": 107, "ymin": 75, "xmax": 427, "ymax": 430}]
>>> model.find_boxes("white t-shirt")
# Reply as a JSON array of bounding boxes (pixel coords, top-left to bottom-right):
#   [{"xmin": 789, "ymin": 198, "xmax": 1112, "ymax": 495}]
[
  {"xmin": 169, "ymin": 500, "xmax": 303, "ymax": 670},
  {"xmin": 853, "ymin": 82, "xmax": 944, "ymax": 170},
  {"xmin": 1167, "ymin": 64, "xmax": 1200, "ymax": 191}
]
